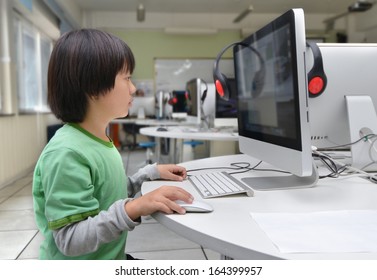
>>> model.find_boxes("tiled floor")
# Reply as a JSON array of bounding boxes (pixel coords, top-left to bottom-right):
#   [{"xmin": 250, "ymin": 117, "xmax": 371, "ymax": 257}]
[{"xmin": 0, "ymin": 148, "xmax": 220, "ymax": 260}]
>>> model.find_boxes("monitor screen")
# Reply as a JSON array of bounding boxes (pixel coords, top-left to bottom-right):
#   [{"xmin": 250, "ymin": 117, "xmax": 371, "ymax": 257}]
[
  {"xmin": 186, "ymin": 78, "xmax": 202, "ymax": 124},
  {"xmin": 171, "ymin": 90, "xmax": 188, "ymax": 113},
  {"xmin": 233, "ymin": 9, "xmax": 317, "ymax": 190}
]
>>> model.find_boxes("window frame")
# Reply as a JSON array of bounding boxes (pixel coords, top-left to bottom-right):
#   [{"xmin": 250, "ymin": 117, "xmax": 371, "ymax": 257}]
[{"xmin": 13, "ymin": 13, "xmax": 53, "ymax": 114}]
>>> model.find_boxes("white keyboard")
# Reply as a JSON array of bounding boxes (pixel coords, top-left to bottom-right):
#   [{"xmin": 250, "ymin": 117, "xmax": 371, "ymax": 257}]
[{"xmin": 188, "ymin": 171, "xmax": 254, "ymax": 198}]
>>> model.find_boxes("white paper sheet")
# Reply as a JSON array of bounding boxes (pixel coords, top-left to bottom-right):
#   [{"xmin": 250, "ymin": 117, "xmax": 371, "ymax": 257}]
[{"xmin": 250, "ymin": 210, "xmax": 377, "ymax": 253}]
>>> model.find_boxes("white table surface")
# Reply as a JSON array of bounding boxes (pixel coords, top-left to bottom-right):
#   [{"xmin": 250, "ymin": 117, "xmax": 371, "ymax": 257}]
[
  {"xmin": 139, "ymin": 126, "xmax": 239, "ymax": 163},
  {"xmin": 141, "ymin": 154, "xmax": 377, "ymax": 260},
  {"xmin": 139, "ymin": 126, "xmax": 239, "ymax": 141},
  {"xmin": 111, "ymin": 118, "xmax": 194, "ymax": 126}
]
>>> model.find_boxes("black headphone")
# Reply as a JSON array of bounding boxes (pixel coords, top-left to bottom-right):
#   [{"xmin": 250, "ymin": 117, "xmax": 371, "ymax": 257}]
[
  {"xmin": 213, "ymin": 41, "xmax": 327, "ymax": 100},
  {"xmin": 213, "ymin": 41, "xmax": 265, "ymax": 101},
  {"xmin": 307, "ymin": 41, "xmax": 327, "ymax": 97}
]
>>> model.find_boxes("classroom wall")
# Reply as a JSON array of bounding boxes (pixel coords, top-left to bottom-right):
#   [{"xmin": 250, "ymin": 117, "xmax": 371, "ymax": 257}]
[
  {"xmin": 110, "ymin": 29, "xmax": 242, "ymax": 80},
  {"xmin": 349, "ymin": 6, "xmax": 377, "ymax": 42},
  {"xmin": 0, "ymin": 115, "xmax": 50, "ymax": 188}
]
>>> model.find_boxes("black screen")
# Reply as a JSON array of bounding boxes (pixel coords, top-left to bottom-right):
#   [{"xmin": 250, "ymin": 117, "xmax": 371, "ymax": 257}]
[{"xmin": 234, "ymin": 10, "xmax": 302, "ymax": 151}]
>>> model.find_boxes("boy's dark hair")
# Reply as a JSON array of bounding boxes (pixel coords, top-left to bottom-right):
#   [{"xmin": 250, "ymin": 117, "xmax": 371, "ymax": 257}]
[{"xmin": 48, "ymin": 29, "xmax": 135, "ymax": 122}]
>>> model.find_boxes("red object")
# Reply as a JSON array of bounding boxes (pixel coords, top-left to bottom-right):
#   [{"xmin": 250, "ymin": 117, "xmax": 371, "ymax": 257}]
[
  {"xmin": 168, "ymin": 97, "xmax": 177, "ymax": 105},
  {"xmin": 215, "ymin": 80, "xmax": 224, "ymax": 97},
  {"xmin": 308, "ymin": 76, "xmax": 324, "ymax": 95}
]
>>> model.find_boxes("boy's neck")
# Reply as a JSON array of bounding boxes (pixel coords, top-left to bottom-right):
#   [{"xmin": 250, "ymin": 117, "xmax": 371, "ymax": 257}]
[{"xmin": 78, "ymin": 119, "xmax": 109, "ymax": 142}]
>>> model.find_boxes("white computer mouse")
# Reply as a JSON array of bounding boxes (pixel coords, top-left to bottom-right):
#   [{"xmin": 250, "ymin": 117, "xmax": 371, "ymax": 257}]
[{"xmin": 175, "ymin": 200, "xmax": 213, "ymax": 213}]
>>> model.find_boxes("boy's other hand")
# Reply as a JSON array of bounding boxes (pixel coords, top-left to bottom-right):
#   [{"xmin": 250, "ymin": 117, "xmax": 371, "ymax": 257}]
[{"xmin": 157, "ymin": 164, "xmax": 187, "ymax": 181}]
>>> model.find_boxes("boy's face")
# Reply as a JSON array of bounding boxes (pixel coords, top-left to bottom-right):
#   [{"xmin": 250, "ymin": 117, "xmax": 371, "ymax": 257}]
[{"xmin": 99, "ymin": 71, "xmax": 136, "ymax": 120}]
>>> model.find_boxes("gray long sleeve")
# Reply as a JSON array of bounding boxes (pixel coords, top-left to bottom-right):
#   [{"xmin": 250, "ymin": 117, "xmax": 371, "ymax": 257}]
[
  {"xmin": 127, "ymin": 163, "xmax": 160, "ymax": 197},
  {"xmin": 53, "ymin": 164, "xmax": 160, "ymax": 257},
  {"xmin": 53, "ymin": 199, "xmax": 139, "ymax": 257}
]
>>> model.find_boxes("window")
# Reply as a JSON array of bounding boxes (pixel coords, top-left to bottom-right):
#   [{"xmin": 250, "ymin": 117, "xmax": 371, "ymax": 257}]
[{"xmin": 14, "ymin": 14, "xmax": 52, "ymax": 113}]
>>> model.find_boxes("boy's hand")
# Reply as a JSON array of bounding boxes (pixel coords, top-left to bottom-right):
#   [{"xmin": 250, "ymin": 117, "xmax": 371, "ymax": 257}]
[
  {"xmin": 125, "ymin": 186, "xmax": 193, "ymax": 220},
  {"xmin": 157, "ymin": 164, "xmax": 187, "ymax": 181}
]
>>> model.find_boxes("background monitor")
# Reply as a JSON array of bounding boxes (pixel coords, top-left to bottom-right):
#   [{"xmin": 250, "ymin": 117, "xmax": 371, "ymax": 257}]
[
  {"xmin": 214, "ymin": 78, "xmax": 238, "ymax": 128},
  {"xmin": 307, "ymin": 43, "xmax": 377, "ymax": 170},
  {"xmin": 171, "ymin": 90, "xmax": 188, "ymax": 119},
  {"xmin": 128, "ymin": 96, "xmax": 156, "ymax": 118},
  {"xmin": 171, "ymin": 90, "xmax": 188, "ymax": 113},
  {"xmin": 234, "ymin": 8, "xmax": 317, "ymax": 190},
  {"xmin": 186, "ymin": 78, "xmax": 203, "ymax": 124}
]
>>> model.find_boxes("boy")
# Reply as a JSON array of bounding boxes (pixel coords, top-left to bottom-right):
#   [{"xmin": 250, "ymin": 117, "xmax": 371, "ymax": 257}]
[{"xmin": 32, "ymin": 29, "xmax": 193, "ymax": 260}]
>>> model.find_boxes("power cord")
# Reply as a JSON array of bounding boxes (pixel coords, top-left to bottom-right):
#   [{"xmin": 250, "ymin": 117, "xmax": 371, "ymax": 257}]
[
  {"xmin": 312, "ymin": 149, "xmax": 377, "ymax": 184},
  {"xmin": 186, "ymin": 160, "xmax": 291, "ymax": 176},
  {"xmin": 319, "ymin": 133, "xmax": 377, "ymax": 171}
]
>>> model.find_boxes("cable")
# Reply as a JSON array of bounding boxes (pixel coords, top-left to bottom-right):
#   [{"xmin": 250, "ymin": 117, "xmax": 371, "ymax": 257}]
[
  {"xmin": 312, "ymin": 152, "xmax": 347, "ymax": 179},
  {"xmin": 186, "ymin": 161, "xmax": 253, "ymax": 175},
  {"xmin": 318, "ymin": 133, "xmax": 377, "ymax": 171},
  {"xmin": 320, "ymin": 133, "xmax": 377, "ymax": 150},
  {"xmin": 361, "ymin": 135, "xmax": 377, "ymax": 169},
  {"xmin": 186, "ymin": 159, "xmax": 295, "ymax": 178},
  {"xmin": 313, "ymin": 149, "xmax": 377, "ymax": 184}
]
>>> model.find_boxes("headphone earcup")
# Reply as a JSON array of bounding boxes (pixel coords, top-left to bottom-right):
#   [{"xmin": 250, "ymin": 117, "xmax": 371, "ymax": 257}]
[
  {"xmin": 213, "ymin": 42, "xmax": 238, "ymax": 101},
  {"xmin": 168, "ymin": 97, "xmax": 177, "ymax": 105},
  {"xmin": 307, "ymin": 42, "xmax": 327, "ymax": 98},
  {"xmin": 308, "ymin": 69, "xmax": 327, "ymax": 97},
  {"xmin": 214, "ymin": 71, "xmax": 230, "ymax": 100}
]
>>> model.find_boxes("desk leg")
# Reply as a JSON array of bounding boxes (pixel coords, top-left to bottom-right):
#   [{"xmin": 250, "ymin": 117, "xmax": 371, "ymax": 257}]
[
  {"xmin": 168, "ymin": 139, "xmax": 175, "ymax": 163},
  {"xmin": 155, "ymin": 137, "xmax": 161, "ymax": 163},
  {"xmin": 174, "ymin": 139, "xmax": 183, "ymax": 163},
  {"xmin": 169, "ymin": 139, "xmax": 183, "ymax": 164}
]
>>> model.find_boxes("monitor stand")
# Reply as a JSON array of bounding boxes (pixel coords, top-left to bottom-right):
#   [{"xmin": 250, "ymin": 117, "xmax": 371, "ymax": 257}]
[
  {"xmin": 345, "ymin": 95, "xmax": 377, "ymax": 171},
  {"xmin": 241, "ymin": 160, "xmax": 319, "ymax": 191}
]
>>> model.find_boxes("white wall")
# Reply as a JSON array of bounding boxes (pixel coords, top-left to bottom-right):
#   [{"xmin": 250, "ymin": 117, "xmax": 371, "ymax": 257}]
[
  {"xmin": 0, "ymin": 115, "xmax": 49, "ymax": 188},
  {"xmin": 83, "ymin": 10, "xmax": 333, "ymax": 34}
]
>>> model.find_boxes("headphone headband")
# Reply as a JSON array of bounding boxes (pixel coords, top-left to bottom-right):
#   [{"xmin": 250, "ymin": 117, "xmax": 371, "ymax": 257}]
[
  {"xmin": 213, "ymin": 42, "xmax": 265, "ymax": 100},
  {"xmin": 214, "ymin": 41, "xmax": 327, "ymax": 100}
]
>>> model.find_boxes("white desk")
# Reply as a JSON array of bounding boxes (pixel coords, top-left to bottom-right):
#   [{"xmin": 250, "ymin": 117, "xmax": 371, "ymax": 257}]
[
  {"xmin": 110, "ymin": 118, "xmax": 194, "ymax": 149},
  {"xmin": 139, "ymin": 126, "xmax": 239, "ymax": 163},
  {"xmin": 111, "ymin": 118, "xmax": 194, "ymax": 126},
  {"xmin": 141, "ymin": 154, "xmax": 377, "ymax": 260}
]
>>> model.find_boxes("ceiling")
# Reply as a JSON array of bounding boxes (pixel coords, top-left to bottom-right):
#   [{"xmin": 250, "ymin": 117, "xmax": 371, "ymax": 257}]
[{"xmin": 73, "ymin": 0, "xmax": 357, "ymax": 15}]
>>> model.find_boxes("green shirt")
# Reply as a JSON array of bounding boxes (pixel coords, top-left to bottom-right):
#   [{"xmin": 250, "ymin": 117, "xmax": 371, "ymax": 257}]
[{"xmin": 33, "ymin": 123, "xmax": 128, "ymax": 259}]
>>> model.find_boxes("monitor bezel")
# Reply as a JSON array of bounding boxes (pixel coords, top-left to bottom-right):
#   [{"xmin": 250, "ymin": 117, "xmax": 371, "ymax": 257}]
[{"xmin": 234, "ymin": 8, "xmax": 313, "ymax": 177}]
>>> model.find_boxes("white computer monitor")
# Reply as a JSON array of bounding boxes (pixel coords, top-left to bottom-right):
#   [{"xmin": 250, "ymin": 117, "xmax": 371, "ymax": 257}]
[
  {"xmin": 185, "ymin": 79, "xmax": 237, "ymax": 128},
  {"xmin": 186, "ymin": 78, "xmax": 205, "ymax": 125},
  {"xmin": 307, "ymin": 43, "xmax": 377, "ymax": 170},
  {"xmin": 234, "ymin": 8, "xmax": 317, "ymax": 190},
  {"xmin": 128, "ymin": 96, "xmax": 156, "ymax": 118}
]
